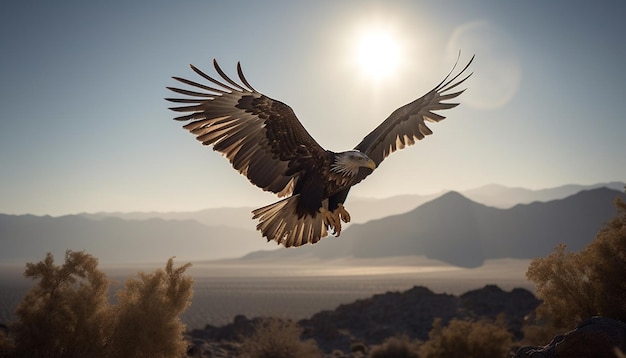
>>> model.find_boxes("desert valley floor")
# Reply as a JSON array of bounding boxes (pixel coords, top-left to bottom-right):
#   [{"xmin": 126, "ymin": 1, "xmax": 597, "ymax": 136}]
[{"xmin": 1, "ymin": 256, "xmax": 533, "ymax": 329}]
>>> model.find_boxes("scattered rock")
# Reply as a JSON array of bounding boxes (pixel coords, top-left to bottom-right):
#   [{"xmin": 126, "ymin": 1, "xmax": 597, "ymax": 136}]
[{"xmin": 515, "ymin": 317, "xmax": 626, "ymax": 358}]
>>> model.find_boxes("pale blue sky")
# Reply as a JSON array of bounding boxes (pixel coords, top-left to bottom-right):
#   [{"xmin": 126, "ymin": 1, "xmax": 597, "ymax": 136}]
[{"xmin": 1, "ymin": 1, "xmax": 625, "ymax": 215}]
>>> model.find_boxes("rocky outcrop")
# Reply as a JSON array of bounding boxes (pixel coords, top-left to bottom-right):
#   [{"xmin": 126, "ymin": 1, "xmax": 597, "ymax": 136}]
[
  {"xmin": 187, "ymin": 285, "xmax": 540, "ymax": 355},
  {"xmin": 515, "ymin": 317, "xmax": 626, "ymax": 358},
  {"xmin": 188, "ymin": 314, "xmax": 259, "ymax": 343},
  {"xmin": 459, "ymin": 284, "xmax": 539, "ymax": 339},
  {"xmin": 300, "ymin": 284, "xmax": 539, "ymax": 352},
  {"xmin": 299, "ymin": 286, "xmax": 458, "ymax": 352}
]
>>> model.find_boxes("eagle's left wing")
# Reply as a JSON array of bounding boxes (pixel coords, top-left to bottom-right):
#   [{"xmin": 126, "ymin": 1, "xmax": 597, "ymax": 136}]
[
  {"xmin": 354, "ymin": 55, "xmax": 474, "ymax": 167},
  {"xmin": 166, "ymin": 60, "xmax": 328, "ymax": 198}
]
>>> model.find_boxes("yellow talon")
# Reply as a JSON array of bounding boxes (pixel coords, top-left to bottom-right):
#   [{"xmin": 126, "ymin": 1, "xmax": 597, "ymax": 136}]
[
  {"xmin": 320, "ymin": 207, "xmax": 337, "ymax": 228},
  {"xmin": 320, "ymin": 207, "xmax": 342, "ymax": 236},
  {"xmin": 335, "ymin": 203, "xmax": 351, "ymax": 223},
  {"xmin": 334, "ymin": 218, "xmax": 343, "ymax": 237}
]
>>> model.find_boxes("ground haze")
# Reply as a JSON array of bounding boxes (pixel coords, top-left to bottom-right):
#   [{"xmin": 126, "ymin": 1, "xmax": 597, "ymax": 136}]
[{"xmin": 1, "ymin": 257, "xmax": 532, "ymax": 329}]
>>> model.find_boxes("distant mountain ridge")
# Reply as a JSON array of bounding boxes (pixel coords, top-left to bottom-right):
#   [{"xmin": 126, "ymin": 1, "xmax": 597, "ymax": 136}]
[
  {"xmin": 79, "ymin": 182, "xmax": 625, "ymax": 230},
  {"xmin": 243, "ymin": 187, "xmax": 626, "ymax": 267},
  {"xmin": 462, "ymin": 181, "xmax": 625, "ymax": 208},
  {"xmin": 0, "ymin": 215, "xmax": 270, "ymax": 264},
  {"xmin": 0, "ymin": 183, "xmax": 623, "ymax": 265}
]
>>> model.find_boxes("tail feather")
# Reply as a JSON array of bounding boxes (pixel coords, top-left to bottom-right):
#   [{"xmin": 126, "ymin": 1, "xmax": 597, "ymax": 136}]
[{"xmin": 252, "ymin": 195, "xmax": 329, "ymax": 247}]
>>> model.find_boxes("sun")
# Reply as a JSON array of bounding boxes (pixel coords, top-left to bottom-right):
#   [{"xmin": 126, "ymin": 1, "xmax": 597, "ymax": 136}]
[{"xmin": 356, "ymin": 31, "xmax": 400, "ymax": 80}]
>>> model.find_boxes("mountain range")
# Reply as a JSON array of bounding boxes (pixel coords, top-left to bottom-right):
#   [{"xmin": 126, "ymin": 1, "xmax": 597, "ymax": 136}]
[
  {"xmin": 0, "ymin": 215, "xmax": 270, "ymax": 264},
  {"xmin": 244, "ymin": 187, "xmax": 625, "ymax": 267},
  {"xmin": 78, "ymin": 181, "xmax": 625, "ymax": 228},
  {"xmin": 0, "ymin": 183, "xmax": 624, "ymax": 266}
]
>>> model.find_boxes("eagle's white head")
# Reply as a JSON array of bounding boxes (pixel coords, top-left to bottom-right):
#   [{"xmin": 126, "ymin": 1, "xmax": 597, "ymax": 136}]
[{"xmin": 331, "ymin": 150, "xmax": 376, "ymax": 177}]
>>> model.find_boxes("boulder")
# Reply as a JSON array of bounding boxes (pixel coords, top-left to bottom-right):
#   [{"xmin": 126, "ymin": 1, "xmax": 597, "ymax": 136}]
[{"xmin": 515, "ymin": 317, "xmax": 626, "ymax": 358}]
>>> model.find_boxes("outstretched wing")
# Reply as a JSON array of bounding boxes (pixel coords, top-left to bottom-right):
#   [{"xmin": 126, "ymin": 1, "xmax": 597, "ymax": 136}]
[
  {"xmin": 354, "ymin": 55, "xmax": 474, "ymax": 166},
  {"xmin": 166, "ymin": 60, "xmax": 327, "ymax": 197}
]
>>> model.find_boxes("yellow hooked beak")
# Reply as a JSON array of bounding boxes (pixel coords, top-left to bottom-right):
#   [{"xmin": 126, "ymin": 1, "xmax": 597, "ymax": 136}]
[{"xmin": 366, "ymin": 158, "xmax": 377, "ymax": 170}]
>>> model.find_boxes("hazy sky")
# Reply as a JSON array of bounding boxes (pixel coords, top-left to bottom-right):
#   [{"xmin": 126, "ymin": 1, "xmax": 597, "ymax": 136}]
[{"xmin": 1, "ymin": 1, "xmax": 625, "ymax": 216}]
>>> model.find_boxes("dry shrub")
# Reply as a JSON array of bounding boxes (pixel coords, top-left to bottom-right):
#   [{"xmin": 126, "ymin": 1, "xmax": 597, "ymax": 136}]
[
  {"xmin": 238, "ymin": 317, "xmax": 321, "ymax": 358},
  {"xmin": 0, "ymin": 324, "xmax": 15, "ymax": 357},
  {"xmin": 419, "ymin": 318, "xmax": 512, "ymax": 358},
  {"xmin": 8, "ymin": 251, "xmax": 192, "ymax": 358},
  {"xmin": 369, "ymin": 335, "xmax": 421, "ymax": 358},
  {"xmin": 518, "ymin": 322, "xmax": 565, "ymax": 347},
  {"xmin": 350, "ymin": 341, "xmax": 368, "ymax": 355},
  {"xmin": 526, "ymin": 197, "xmax": 626, "ymax": 328},
  {"xmin": 107, "ymin": 258, "xmax": 193, "ymax": 358},
  {"xmin": 11, "ymin": 251, "xmax": 111, "ymax": 358}
]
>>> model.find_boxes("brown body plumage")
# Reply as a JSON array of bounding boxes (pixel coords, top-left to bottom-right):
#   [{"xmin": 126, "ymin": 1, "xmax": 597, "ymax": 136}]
[{"xmin": 166, "ymin": 55, "xmax": 474, "ymax": 247}]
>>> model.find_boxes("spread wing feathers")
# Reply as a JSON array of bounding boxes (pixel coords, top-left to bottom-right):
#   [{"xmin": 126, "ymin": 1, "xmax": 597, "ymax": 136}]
[
  {"xmin": 166, "ymin": 60, "xmax": 326, "ymax": 197},
  {"xmin": 354, "ymin": 55, "xmax": 474, "ymax": 166},
  {"xmin": 253, "ymin": 195, "xmax": 330, "ymax": 247}
]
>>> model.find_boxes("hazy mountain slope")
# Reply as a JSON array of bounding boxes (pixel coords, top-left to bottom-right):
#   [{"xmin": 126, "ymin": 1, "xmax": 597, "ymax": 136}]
[
  {"xmin": 304, "ymin": 192, "xmax": 488, "ymax": 267},
  {"xmin": 462, "ymin": 181, "xmax": 625, "ymax": 208},
  {"xmin": 79, "ymin": 182, "xmax": 624, "ymax": 230},
  {"xmin": 81, "ymin": 207, "xmax": 258, "ymax": 231},
  {"xmin": 341, "ymin": 193, "xmax": 442, "ymax": 223},
  {"xmin": 245, "ymin": 188, "xmax": 625, "ymax": 267},
  {"xmin": 2, "ymin": 184, "xmax": 623, "ymax": 265},
  {"xmin": 0, "ymin": 214, "xmax": 271, "ymax": 264},
  {"xmin": 80, "ymin": 194, "xmax": 442, "ymax": 230},
  {"xmin": 475, "ymin": 188, "xmax": 623, "ymax": 258}
]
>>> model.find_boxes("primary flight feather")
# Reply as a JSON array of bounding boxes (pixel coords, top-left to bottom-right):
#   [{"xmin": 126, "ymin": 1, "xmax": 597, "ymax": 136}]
[{"xmin": 166, "ymin": 55, "xmax": 474, "ymax": 247}]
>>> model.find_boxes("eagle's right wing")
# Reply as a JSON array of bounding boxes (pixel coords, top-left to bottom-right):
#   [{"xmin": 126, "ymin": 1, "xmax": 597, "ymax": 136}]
[
  {"xmin": 166, "ymin": 60, "xmax": 327, "ymax": 197},
  {"xmin": 355, "ymin": 55, "xmax": 474, "ymax": 167}
]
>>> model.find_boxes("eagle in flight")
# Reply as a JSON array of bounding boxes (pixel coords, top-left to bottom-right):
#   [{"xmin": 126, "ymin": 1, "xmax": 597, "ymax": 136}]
[{"xmin": 166, "ymin": 55, "xmax": 473, "ymax": 247}]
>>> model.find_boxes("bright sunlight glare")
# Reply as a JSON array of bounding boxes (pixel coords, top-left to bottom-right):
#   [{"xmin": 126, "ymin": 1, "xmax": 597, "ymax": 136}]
[{"xmin": 357, "ymin": 31, "xmax": 400, "ymax": 80}]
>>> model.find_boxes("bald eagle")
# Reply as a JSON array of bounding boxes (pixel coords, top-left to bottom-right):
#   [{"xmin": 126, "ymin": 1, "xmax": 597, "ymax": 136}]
[{"xmin": 166, "ymin": 55, "xmax": 473, "ymax": 247}]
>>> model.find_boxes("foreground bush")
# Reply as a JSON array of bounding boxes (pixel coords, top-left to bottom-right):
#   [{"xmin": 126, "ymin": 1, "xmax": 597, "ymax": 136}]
[
  {"xmin": 369, "ymin": 335, "xmax": 421, "ymax": 358},
  {"xmin": 107, "ymin": 258, "xmax": 193, "ymax": 358},
  {"xmin": 526, "ymin": 196, "xmax": 626, "ymax": 328},
  {"xmin": 0, "ymin": 324, "xmax": 15, "ymax": 357},
  {"xmin": 238, "ymin": 317, "xmax": 321, "ymax": 358},
  {"xmin": 419, "ymin": 318, "xmax": 513, "ymax": 358},
  {"xmin": 8, "ymin": 250, "xmax": 192, "ymax": 358},
  {"xmin": 11, "ymin": 251, "xmax": 111, "ymax": 357},
  {"xmin": 518, "ymin": 322, "xmax": 565, "ymax": 347}
]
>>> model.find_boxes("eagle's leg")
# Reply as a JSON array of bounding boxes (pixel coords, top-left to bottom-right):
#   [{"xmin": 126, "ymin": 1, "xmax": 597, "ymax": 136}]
[{"xmin": 320, "ymin": 206, "xmax": 342, "ymax": 236}]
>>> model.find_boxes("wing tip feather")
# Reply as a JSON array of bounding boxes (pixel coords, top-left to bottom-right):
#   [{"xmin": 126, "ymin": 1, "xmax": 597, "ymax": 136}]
[{"xmin": 356, "ymin": 53, "xmax": 474, "ymax": 165}]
